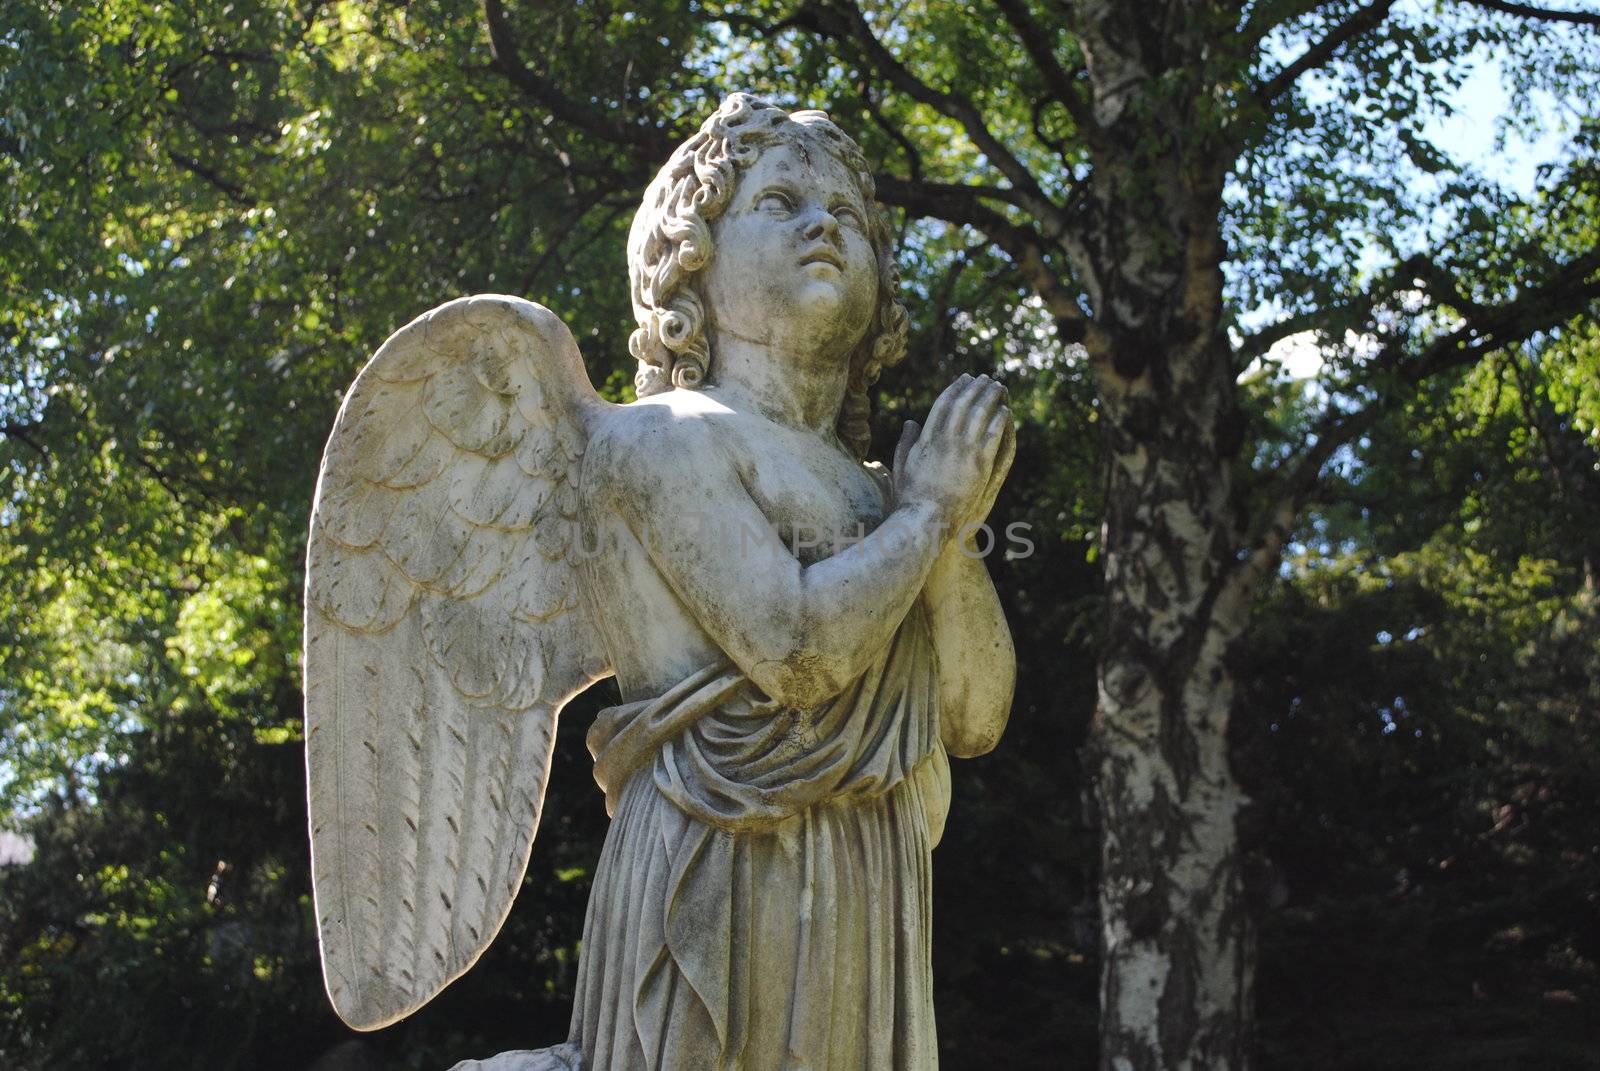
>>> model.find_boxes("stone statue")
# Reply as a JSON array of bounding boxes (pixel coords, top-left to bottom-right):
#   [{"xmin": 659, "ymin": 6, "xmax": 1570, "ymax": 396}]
[{"xmin": 304, "ymin": 92, "xmax": 1016, "ymax": 1070}]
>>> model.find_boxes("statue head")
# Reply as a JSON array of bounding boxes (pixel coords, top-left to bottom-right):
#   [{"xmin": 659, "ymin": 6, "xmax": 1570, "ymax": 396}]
[{"xmin": 626, "ymin": 92, "xmax": 909, "ymax": 457}]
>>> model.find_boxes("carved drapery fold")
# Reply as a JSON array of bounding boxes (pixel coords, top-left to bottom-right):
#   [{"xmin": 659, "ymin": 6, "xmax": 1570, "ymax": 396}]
[{"xmin": 563, "ymin": 600, "xmax": 949, "ymax": 1070}]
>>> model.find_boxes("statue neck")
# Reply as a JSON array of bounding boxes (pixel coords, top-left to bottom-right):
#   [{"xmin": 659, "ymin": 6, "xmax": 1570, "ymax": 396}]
[{"xmin": 705, "ymin": 330, "xmax": 849, "ymax": 440}]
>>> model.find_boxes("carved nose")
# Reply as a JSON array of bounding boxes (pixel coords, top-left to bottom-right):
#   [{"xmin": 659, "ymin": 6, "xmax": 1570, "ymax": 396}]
[{"xmin": 804, "ymin": 211, "xmax": 840, "ymax": 243}]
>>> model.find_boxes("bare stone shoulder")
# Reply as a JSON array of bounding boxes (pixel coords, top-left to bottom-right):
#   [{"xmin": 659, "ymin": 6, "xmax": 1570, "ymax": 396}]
[{"xmin": 579, "ymin": 390, "xmax": 743, "ymax": 517}]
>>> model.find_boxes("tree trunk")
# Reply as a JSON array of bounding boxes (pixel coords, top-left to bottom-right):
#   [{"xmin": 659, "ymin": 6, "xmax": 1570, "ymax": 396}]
[
  {"xmin": 1074, "ymin": 5, "xmax": 1258, "ymax": 1064},
  {"xmin": 1088, "ymin": 330, "xmax": 1257, "ymax": 1069}
]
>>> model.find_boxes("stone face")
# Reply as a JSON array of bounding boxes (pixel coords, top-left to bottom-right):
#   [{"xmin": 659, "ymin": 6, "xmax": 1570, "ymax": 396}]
[{"xmin": 305, "ymin": 92, "xmax": 1017, "ymax": 1069}]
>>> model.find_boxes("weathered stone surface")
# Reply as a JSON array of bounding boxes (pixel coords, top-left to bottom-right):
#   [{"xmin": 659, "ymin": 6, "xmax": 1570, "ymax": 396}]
[{"xmin": 305, "ymin": 93, "xmax": 1017, "ymax": 1069}]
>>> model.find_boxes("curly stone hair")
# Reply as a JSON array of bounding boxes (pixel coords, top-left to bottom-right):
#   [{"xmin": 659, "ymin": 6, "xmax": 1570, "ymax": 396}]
[{"xmin": 626, "ymin": 92, "xmax": 909, "ymax": 458}]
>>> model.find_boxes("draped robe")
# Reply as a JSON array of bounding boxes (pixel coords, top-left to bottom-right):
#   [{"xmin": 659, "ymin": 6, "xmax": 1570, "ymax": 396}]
[{"xmin": 453, "ymin": 599, "xmax": 948, "ymax": 1071}]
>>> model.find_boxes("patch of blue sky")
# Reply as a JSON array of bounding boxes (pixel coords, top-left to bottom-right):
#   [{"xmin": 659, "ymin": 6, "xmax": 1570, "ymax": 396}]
[{"xmin": 1235, "ymin": 2, "xmax": 1590, "ymax": 381}]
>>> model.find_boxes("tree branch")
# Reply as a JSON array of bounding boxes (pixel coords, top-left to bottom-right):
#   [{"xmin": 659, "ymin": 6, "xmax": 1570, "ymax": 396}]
[
  {"xmin": 1454, "ymin": 0, "xmax": 1600, "ymax": 25},
  {"xmin": 858, "ymin": 84, "xmax": 925, "ymax": 183},
  {"xmin": 1235, "ymin": 245, "xmax": 1600, "ymax": 588},
  {"xmin": 1234, "ymin": 308, "xmax": 1334, "ymax": 368},
  {"xmin": 809, "ymin": 1, "xmax": 1071, "ymax": 242},
  {"xmin": 1256, "ymin": 0, "xmax": 1398, "ymax": 105},
  {"xmin": 989, "ymin": 0, "xmax": 1098, "ymax": 137},
  {"xmin": 876, "ymin": 174, "xmax": 1088, "ymax": 339},
  {"xmin": 1030, "ymin": 95, "xmax": 1070, "ymax": 161},
  {"xmin": 0, "ymin": 422, "xmax": 47, "ymax": 459},
  {"xmin": 165, "ymin": 150, "xmax": 257, "ymax": 207},
  {"xmin": 897, "ymin": 178, "xmax": 1049, "ymax": 213},
  {"xmin": 1235, "ymin": 247, "xmax": 1514, "ymax": 370},
  {"xmin": 482, "ymin": 0, "xmax": 674, "ymax": 161},
  {"xmin": 519, "ymin": 195, "xmax": 628, "ymax": 295}
]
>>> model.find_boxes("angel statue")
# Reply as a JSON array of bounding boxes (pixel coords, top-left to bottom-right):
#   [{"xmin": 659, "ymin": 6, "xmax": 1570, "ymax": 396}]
[{"xmin": 304, "ymin": 91, "xmax": 1017, "ymax": 1071}]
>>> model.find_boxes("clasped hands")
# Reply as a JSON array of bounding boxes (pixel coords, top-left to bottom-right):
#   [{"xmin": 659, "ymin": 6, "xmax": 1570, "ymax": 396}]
[{"xmin": 890, "ymin": 373, "xmax": 1016, "ymax": 547}]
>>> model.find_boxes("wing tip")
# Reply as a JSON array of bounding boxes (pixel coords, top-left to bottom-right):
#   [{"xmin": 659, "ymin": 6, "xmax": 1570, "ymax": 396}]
[{"xmin": 327, "ymin": 977, "xmax": 420, "ymax": 1034}]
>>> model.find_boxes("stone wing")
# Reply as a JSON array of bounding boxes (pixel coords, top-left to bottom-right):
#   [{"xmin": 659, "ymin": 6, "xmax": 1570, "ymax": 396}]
[{"xmin": 304, "ymin": 295, "xmax": 613, "ymax": 1030}]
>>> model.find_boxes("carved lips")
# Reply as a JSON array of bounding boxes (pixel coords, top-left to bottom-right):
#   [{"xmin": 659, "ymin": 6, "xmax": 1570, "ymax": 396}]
[{"xmin": 798, "ymin": 245, "xmax": 845, "ymax": 272}]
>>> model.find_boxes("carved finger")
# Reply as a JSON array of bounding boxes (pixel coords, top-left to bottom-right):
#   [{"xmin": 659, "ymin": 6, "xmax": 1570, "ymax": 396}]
[
  {"xmin": 991, "ymin": 409, "xmax": 1017, "ymax": 479},
  {"xmin": 979, "ymin": 407, "xmax": 1009, "ymax": 464},
  {"xmin": 937, "ymin": 373, "xmax": 988, "ymax": 441},
  {"xmin": 969, "ymin": 412, "xmax": 1015, "ymax": 522},
  {"xmin": 923, "ymin": 374, "xmax": 972, "ymax": 440},
  {"xmin": 893, "ymin": 420, "xmax": 921, "ymax": 483},
  {"xmin": 961, "ymin": 380, "xmax": 1007, "ymax": 442}
]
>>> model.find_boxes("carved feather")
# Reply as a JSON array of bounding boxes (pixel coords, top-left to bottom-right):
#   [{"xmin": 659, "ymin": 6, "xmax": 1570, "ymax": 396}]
[{"xmin": 304, "ymin": 295, "xmax": 614, "ymax": 1031}]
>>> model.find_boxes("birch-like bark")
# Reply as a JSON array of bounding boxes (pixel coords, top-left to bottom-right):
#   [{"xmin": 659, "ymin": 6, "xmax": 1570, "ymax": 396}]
[
  {"xmin": 1088, "ymin": 334, "xmax": 1257, "ymax": 1069},
  {"xmin": 1074, "ymin": 3, "xmax": 1258, "ymax": 1065}
]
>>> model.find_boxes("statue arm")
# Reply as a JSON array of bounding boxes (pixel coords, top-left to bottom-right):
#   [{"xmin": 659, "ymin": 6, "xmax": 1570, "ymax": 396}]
[
  {"xmin": 922, "ymin": 538, "xmax": 1015, "ymax": 757},
  {"xmin": 888, "ymin": 383, "xmax": 1017, "ymax": 758},
  {"xmin": 591, "ymin": 414, "xmax": 950, "ymax": 711}
]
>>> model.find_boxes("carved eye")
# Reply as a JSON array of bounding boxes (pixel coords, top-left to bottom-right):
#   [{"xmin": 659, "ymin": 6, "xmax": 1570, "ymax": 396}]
[
  {"xmin": 831, "ymin": 203, "xmax": 866, "ymax": 229},
  {"xmin": 756, "ymin": 190, "xmax": 795, "ymax": 213}
]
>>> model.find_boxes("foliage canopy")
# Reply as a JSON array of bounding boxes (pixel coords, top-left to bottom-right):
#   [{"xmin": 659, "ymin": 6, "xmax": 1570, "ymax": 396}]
[{"xmin": 1, "ymin": 0, "xmax": 1597, "ymax": 1066}]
